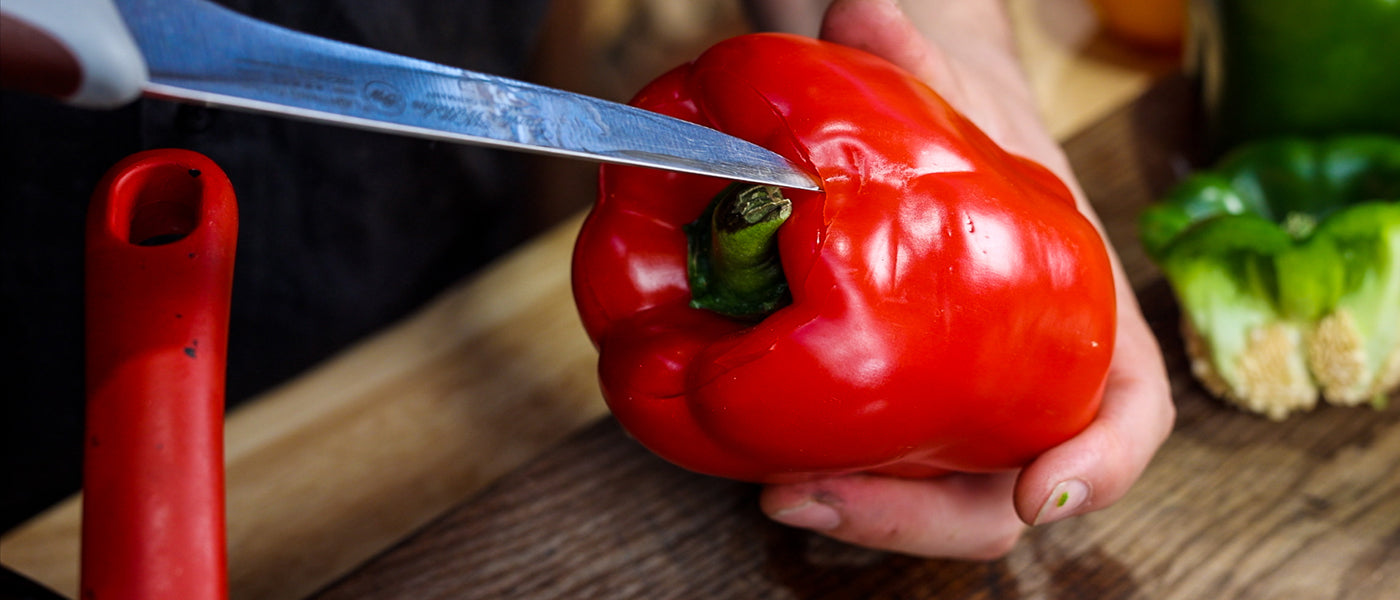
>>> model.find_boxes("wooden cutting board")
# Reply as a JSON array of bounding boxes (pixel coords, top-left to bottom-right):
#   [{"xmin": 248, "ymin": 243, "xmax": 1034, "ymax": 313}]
[{"xmin": 311, "ymin": 75, "xmax": 1400, "ymax": 600}]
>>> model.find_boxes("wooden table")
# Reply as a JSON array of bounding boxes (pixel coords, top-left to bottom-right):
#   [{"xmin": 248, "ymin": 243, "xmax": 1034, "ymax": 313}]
[{"xmin": 310, "ymin": 75, "xmax": 1400, "ymax": 600}]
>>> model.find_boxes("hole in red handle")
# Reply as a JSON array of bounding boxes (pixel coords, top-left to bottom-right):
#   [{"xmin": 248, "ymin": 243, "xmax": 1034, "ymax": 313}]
[{"xmin": 127, "ymin": 165, "xmax": 203, "ymax": 246}]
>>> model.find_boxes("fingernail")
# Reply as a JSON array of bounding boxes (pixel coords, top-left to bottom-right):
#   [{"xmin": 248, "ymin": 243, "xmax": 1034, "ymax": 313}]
[
  {"xmin": 770, "ymin": 498, "xmax": 842, "ymax": 531},
  {"xmin": 1033, "ymin": 479, "xmax": 1090, "ymax": 526}
]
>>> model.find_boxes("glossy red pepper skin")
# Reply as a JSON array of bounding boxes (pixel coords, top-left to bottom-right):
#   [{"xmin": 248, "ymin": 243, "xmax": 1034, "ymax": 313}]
[
  {"xmin": 83, "ymin": 149, "xmax": 236, "ymax": 600},
  {"xmin": 572, "ymin": 34, "xmax": 1116, "ymax": 483}
]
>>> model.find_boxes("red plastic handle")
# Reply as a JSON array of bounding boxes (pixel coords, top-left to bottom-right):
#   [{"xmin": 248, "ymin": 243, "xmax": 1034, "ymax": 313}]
[{"xmin": 82, "ymin": 149, "xmax": 237, "ymax": 600}]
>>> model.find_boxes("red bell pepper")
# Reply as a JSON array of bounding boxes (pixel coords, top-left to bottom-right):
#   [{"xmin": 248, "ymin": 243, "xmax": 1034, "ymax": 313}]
[{"xmin": 571, "ymin": 34, "xmax": 1116, "ymax": 483}]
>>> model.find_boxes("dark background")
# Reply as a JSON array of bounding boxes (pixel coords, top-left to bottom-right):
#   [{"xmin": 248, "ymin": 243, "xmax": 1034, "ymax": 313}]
[{"xmin": 1, "ymin": 0, "xmax": 553, "ymax": 534}]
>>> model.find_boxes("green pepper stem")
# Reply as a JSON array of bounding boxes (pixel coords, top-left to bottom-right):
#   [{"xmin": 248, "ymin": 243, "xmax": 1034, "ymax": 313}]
[{"xmin": 686, "ymin": 183, "xmax": 793, "ymax": 319}]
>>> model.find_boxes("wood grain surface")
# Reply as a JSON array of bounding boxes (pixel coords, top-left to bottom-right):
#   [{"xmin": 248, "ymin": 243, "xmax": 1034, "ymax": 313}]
[{"xmin": 313, "ymin": 75, "xmax": 1400, "ymax": 600}]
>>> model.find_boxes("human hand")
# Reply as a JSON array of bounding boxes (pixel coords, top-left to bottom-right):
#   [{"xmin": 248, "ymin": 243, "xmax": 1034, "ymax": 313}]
[{"xmin": 757, "ymin": 0, "xmax": 1176, "ymax": 559}]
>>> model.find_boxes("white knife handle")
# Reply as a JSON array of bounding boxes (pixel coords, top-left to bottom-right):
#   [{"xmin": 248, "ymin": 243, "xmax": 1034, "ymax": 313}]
[{"xmin": 0, "ymin": 0, "xmax": 147, "ymax": 108}]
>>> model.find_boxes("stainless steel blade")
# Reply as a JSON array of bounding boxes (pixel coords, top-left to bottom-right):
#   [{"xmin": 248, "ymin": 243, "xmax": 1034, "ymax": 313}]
[{"xmin": 112, "ymin": 0, "xmax": 821, "ymax": 191}]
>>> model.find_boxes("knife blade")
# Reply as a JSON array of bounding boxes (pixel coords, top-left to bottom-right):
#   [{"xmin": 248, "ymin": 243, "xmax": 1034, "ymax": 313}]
[{"xmin": 106, "ymin": 0, "xmax": 820, "ymax": 191}]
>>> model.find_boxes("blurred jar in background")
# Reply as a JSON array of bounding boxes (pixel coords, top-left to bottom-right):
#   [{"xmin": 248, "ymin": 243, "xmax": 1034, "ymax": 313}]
[{"xmin": 1088, "ymin": 0, "xmax": 1185, "ymax": 50}]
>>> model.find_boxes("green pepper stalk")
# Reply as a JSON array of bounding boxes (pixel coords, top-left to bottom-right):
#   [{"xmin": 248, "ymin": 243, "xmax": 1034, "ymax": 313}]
[
  {"xmin": 1141, "ymin": 135, "xmax": 1400, "ymax": 419},
  {"xmin": 686, "ymin": 183, "xmax": 792, "ymax": 319}
]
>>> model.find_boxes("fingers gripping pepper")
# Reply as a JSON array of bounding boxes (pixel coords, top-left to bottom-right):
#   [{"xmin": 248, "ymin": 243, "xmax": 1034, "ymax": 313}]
[{"xmin": 571, "ymin": 34, "xmax": 1117, "ymax": 483}]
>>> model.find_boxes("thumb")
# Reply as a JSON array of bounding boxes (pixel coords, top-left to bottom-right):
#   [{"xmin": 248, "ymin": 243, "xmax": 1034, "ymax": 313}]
[{"xmin": 1015, "ymin": 312, "xmax": 1175, "ymax": 525}]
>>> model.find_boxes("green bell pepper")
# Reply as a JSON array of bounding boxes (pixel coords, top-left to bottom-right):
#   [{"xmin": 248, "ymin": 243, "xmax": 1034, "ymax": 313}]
[
  {"xmin": 1141, "ymin": 135, "xmax": 1400, "ymax": 419},
  {"xmin": 1190, "ymin": 0, "xmax": 1400, "ymax": 151}
]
